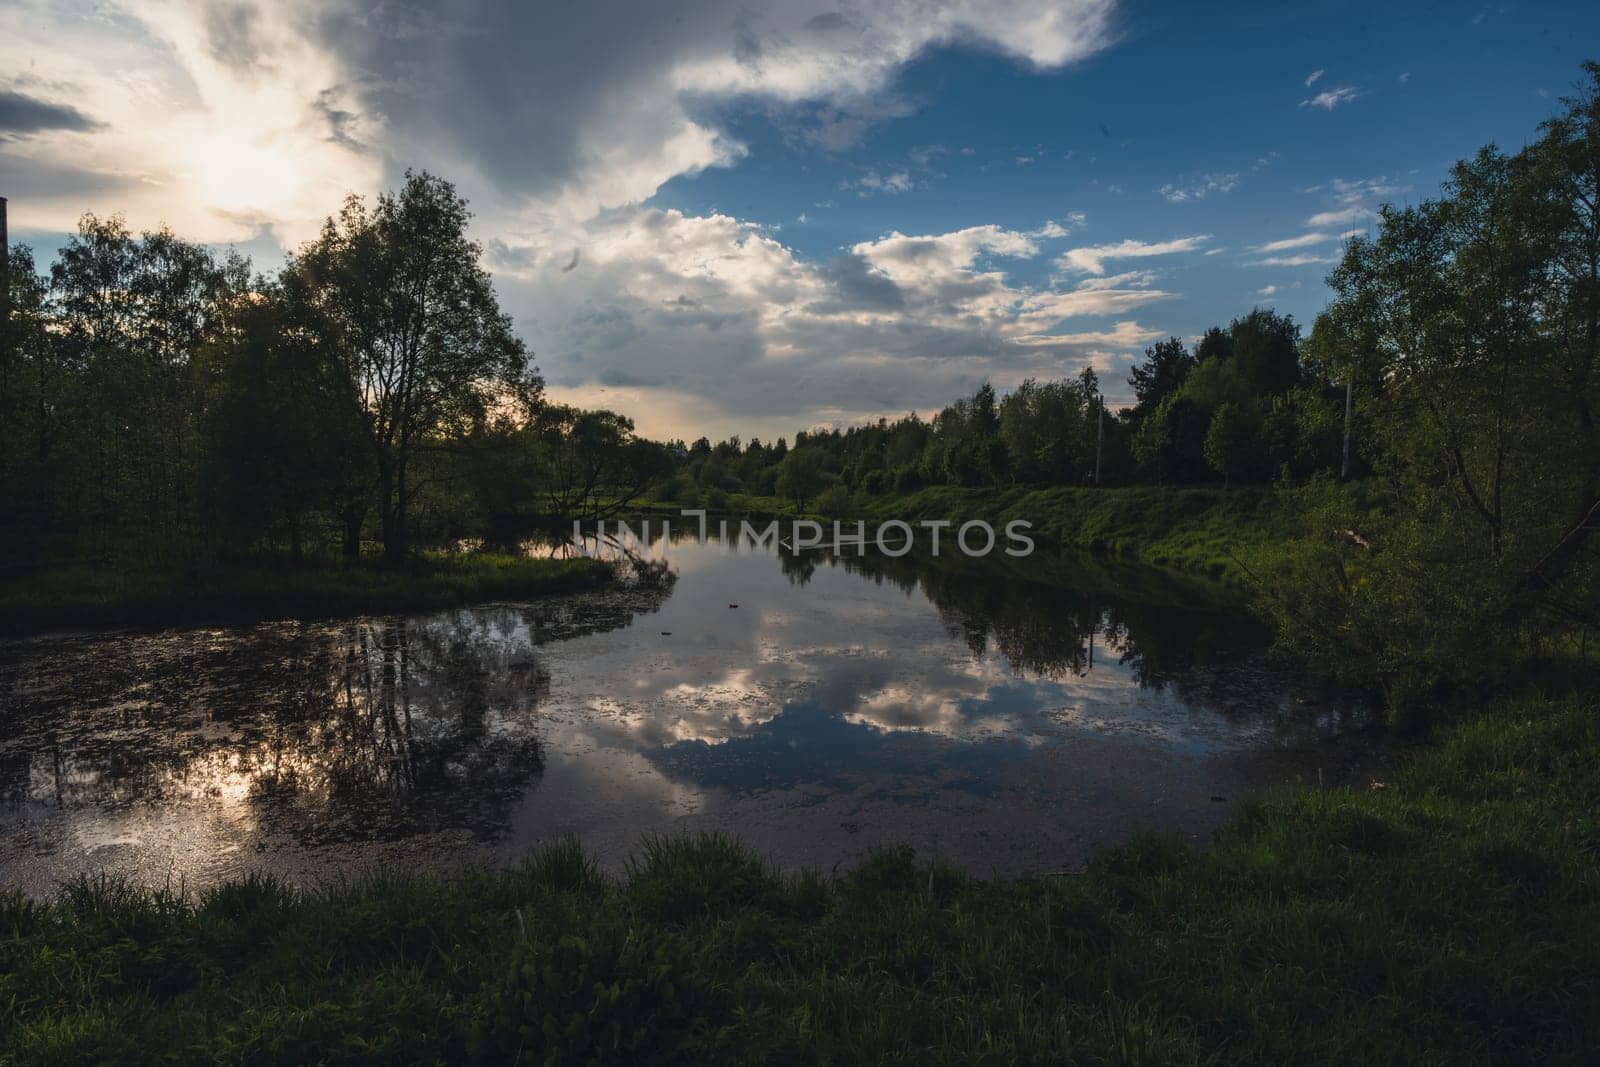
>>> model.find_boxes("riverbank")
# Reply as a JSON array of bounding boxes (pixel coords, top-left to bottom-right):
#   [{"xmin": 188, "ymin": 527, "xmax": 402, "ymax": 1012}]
[
  {"xmin": 861, "ymin": 482, "xmax": 1362, "ymax": 585},
  {"xmin": 0, "ymin": 553, "xmax": 614, "ymax": 634},
  {"xmin": 2, "ymin": 689, "xmax": 1592, "ymax": 1062},
  {"xmin": 659, "ymin": 480, "xmax": 1371, "ymax": 589}
]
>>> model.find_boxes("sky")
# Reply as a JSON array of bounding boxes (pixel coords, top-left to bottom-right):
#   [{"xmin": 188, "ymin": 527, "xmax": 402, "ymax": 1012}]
[{"xmin": 3, "ymin": 0, "xmax": 1598, "ymax": 442}]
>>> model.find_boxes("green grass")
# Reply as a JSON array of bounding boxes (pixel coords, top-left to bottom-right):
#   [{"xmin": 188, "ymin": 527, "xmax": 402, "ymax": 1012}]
[
  {"xmin": 0, "ymin": 552, "xmax": 614, "ymax": 633},
  {"xmin": 854, "ymin": 482, "xmax": 1377, "ymax": 587},
  {"xmin": 690, "ymin": 480, "xmax": 1372, "ymax": 588},
  {"xmin": 2, "ymin": 691, "xmax": 1594, "ymax": 1064}
]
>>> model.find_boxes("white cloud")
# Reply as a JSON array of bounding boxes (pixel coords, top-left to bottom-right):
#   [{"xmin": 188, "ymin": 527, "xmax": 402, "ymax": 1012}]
[
  {"xmin": 1243, "ymin": 253, "xmax": 1340, "ymax": 267},
  {"xmin": 1257, "ymin": 285, "xmax": 1278, "ymax": 296},
  {"xmin": 1303, "ymin": 176, "xmax": 1409, "ymax": 228},
  {"xmin": 0, "ymin": 0, "xmax": 382, "ymax": 244},
  {"xmin": 852, "ymin": 224, "xmax": 1041, "ymax": 284},
  {"xmin": 490, "ymin": 209, "xmax": 1173, "ymax": 438},
  {"xmin": 853, "ymin": 169, "xmax": 915, "ymax": 196},
  {"xmin": 2, "ymin": 0, "xmax": 1122, "ymax": 240},
  {"xmin": 1027, "ymin": 213, "xmax": 1087, "ymax": 239},
  {"xmin": 1304, "ymin": 69, "xmax": 1325, "ymax": 87},
  {"xmin": 1306, "ymin": 206, "xmax": 1374, "ymax": 227},
  {"xmin": 1300, "ymin": 86, "xmax": 1364, "ymax": 111},
  {"xmin": 1157, "ymin": 172, "xmax": 1241, "ymax": 203},
  {"xmin": 1251, "ymin": 231, "xmax": 1334, "ymax": 253},
  {"xmin": 1055, "ymin": 235, "xmax": 1211, "ymax": 275}
]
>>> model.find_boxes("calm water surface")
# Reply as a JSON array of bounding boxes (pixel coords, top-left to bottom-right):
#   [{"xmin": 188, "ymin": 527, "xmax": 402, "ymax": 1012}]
[{"xmin": 0, "ymin": 530, "xmax": 1377, "ymax": 894}]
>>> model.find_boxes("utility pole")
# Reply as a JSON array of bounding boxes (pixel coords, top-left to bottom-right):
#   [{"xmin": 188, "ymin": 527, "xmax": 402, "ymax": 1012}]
[
  {"xmin": 1340, "ymin": 378, "xmax": 1353, "ymax": 480},
  {"xmin": 1094, "ymin": 396, "xmax": 1104, "ymax": 486},
  {"xmin": 1, "ymin": 196, "xmax": 10, "ymax": 325}
]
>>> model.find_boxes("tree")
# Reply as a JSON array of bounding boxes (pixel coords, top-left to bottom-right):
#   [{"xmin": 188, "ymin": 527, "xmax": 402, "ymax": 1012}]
[
  {"xmin": 999, "ymin": 378, "xmax": 1089, "ymax": 483},
  {"xmin": 282, "ymin": 172, "xmax": 534, "ymax": 564},
  {"xmin": 776, "ymin": 448, "xmax": 826, "ymax": 509},
  {"xmin": 1203, "ymin": 402, "xmax": 1254, "ymax": 487},
  {"xmin": 0, "ymin": 245, "xmax": 59, "ymax": 564},
  {"xmin": 529, "ymin": 405, "xmax": 671, "ymax": 519},
  {"xmin": 1194, "ymin": 326, "xmax": 1233, "ymax": 364},
  {"xmin": 1229, "ymin": 308, "xmax": 1302, "ymax": 396},
  {"xmin": 45, "ymin": 214, "xmax": 247, "ymax": 561},
  {"xmin": 1266, "ymin": 63, "xmax": 1600, "ymax": 715},
  {"xmin": 201, "ymin": 288, "xmax": 370, "ymax": 561},
  {"xmin": 1128, "ymin": 337, "xmax": 1195, "ymax": 417},
  {"xmin": 1132, "ymin": 391, "xmax": 1211, "ymax": 484}
]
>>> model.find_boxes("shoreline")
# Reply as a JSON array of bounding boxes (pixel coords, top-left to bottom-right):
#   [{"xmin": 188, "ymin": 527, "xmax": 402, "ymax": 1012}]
[{"xmin": 0, "ymin": 553, "xmax": 615, "ymax": 636}]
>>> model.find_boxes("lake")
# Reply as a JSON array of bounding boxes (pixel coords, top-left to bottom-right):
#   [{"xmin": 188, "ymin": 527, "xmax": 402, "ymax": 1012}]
[{"xmin": 0, "ymin": 526, "xmax": 1377, "ymax": 895}]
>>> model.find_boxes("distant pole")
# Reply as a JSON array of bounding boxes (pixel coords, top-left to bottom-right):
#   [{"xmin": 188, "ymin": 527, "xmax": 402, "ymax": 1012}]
[
  {"xmin": 1094, "ymin": 397, "xmax": 1104, "ymax": 485},
  {"xmin": 1, "ymin": 196, "xmax": 9, "ymax": 325},
  {"xmin": 1340, "ymin": 379, "xmax": 1353, "ymax": 480}
]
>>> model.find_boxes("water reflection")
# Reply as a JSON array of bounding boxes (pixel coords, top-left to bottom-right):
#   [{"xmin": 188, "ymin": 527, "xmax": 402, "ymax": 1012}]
[
  {"xmin": 0, "ymin": 529, "xmax": 1375, "ymax": 892},
  {"xmin": 1, "ymin": 614, "xmax": 559, "ymax": 846}
]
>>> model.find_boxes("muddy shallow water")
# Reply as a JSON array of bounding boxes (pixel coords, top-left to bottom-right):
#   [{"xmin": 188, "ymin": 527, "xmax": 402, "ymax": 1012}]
[{"xmin": 0, "ymin": 530, "xmax": 1379, "ymax": 894}]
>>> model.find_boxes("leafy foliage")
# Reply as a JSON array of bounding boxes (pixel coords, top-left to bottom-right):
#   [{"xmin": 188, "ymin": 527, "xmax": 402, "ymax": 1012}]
[
  {"xmin": 0, "ymin": 175, "xmax": 669, "ymax": 575},
  {"xmin": 1263, "ymin": 65, "xmax": 1600, "ymax": 717}
]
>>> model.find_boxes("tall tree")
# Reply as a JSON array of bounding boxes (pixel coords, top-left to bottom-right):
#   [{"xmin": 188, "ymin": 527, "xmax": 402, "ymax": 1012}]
[
  {"xmin": 1228, "ymin": 308, "xmax": 1302, "ymax": 396},
  {"xmin": 1194, "ymin": 326, "xmax": 1233, "ymax": 364},
  {"xmin": 283, "ymin": 172, "xmax": 535, "ymax": 563},
  {"xmin": 1128, "ymin": 337, "xmax": 1194, "ymax": 417},
  {"xmin": 1269, "ymin": 64, "xmax": 1600, "ymax": 712},
  {"xmin": 46, "ymin": 215, "xmax": 246, "ymax": 561}
]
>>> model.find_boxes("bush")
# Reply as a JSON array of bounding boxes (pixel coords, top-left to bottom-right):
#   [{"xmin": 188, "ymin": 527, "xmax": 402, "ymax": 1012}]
[
  {"xmin": 813, "ymin": 484, "xmax": 853, "ymax": 516},
  {"xmin": 892, "ymin": 465, "xmax": 926, "ymax": 493}
]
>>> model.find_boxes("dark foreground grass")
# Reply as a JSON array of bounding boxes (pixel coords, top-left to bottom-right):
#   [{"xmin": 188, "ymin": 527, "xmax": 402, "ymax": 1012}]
[
  {"xmin": 0, "ymin": 553, "xmax": 614, "ymax": 634},
  {"xmin": 3, "ymin": 693, "xmax": 1594, "ymax": 1064}
]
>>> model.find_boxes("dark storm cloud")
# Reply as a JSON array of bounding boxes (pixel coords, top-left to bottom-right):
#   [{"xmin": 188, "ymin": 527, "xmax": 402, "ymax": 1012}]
[
  {"xmin": 814, "ymin": 253, "xmax": 907, "ymax": 311},
  {"xmin": 312, "ymin": 0, "xmax": 1117, "ymax": 212},
  {"xmin": 319, "ymin": 0, "xmax": 747, "ymax": 198},
  {"xmin": 0, "ymin": 90, "xmax": 100, "ymax": 137}
]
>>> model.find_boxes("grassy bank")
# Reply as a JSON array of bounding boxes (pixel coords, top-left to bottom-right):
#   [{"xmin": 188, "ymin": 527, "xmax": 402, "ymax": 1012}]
[
  {"xmin": 0, "ymin": 552, "xmax": 614, "ymax": 634},
  {"xmin": 682, "ymin": 480, "xmax": 1371, "ymax": 588},
  {"xmin": 2, "ymin": 691, "xmax": 1593, "ymax": 1063}
]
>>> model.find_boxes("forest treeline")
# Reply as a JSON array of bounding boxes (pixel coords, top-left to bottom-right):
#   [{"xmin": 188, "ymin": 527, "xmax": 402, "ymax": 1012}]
[
  {"xmin": 659, "ymin": 303, "xmax": 1337, "ymax": 514},
  {"xmin": 0, "ymin": 173, "xmax": 666, "ymax": 571}
]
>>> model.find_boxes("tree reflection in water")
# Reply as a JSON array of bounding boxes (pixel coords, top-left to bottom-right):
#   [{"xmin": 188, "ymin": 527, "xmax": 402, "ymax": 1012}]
[
  {"xmin": 806, "ymin": 546, "xmax": 1309, "ymax": 720},
  {"xmin": 0, "ymin": 609, "xmax": 565, "ymax": 845},
  {"xmin": 243, "ymin": 615, "xmax": 552, "ymax": 843}
]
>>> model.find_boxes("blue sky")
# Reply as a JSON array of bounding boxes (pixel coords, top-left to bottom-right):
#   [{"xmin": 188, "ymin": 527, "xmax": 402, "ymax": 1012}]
[
  {"xmin": 654, "ymin": 1, "xmax": 1598, "ymax": 348},
  {"xmin": 3, "ymin": 0, "xmax": 1597, "ymax": 440}
]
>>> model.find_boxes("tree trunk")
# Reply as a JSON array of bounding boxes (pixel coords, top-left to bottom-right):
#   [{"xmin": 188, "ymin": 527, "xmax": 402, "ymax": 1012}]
[
  {"xmin": 382, "ymin": 507, "xmax": 407, "ymax": 566},
  {"xmin": 376, "ymin": 460, "xmax": 404, "ymax": 566},
  {"xmin": 342, "ymin": 509, "xmax": 365, "ymax": 560}
]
